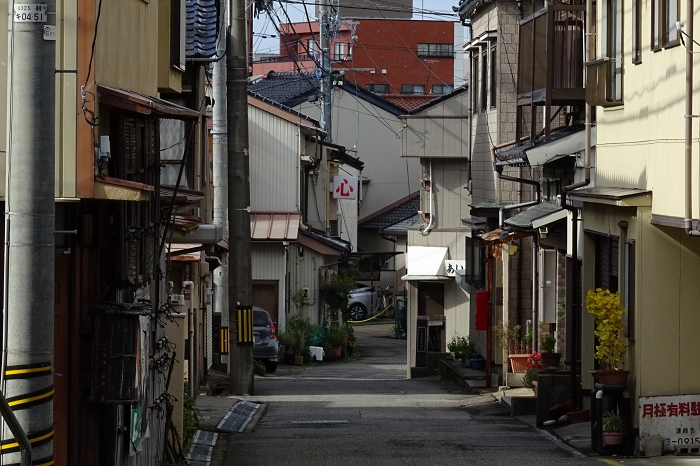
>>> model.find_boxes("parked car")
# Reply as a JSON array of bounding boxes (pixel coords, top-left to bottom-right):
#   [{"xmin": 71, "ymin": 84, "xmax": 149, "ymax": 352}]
[
  {"xmin": 253, "ymin": 307, "xmax": 278, "ymax": 373},
  {"xmin": 347, "ymin": 283, "xmax": 379, "ymax": 321}
]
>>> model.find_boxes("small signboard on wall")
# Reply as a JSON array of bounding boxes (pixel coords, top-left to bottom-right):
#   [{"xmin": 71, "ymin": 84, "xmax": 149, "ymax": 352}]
[
  {"xmin": 444, "ymin": 260, "xmax": 465, "ymax": 277},
  {"xmin": 639, "ymin": 395, "xmax": 700, "ymax": 453},
  {"xmin": 332, "ymin": 176, "xmax": 357, "ymax": 199}
]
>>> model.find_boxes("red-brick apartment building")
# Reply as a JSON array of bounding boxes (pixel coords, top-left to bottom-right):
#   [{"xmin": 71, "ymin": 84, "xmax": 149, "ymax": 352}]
[{"xmin": 252, "ymin": 19, "xmax": 458, "ymax": 97}]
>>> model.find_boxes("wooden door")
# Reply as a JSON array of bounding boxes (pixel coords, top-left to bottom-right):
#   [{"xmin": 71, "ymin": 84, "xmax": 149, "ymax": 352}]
[{"xmin": 252, "ymin": 281, "xmax": 279, "ymax": 324}]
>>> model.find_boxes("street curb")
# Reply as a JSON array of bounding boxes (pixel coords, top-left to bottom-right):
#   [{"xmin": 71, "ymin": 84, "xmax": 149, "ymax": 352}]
[{"xmin": 240, "ymin": 401, "xmax": 268, "ymax": 433}]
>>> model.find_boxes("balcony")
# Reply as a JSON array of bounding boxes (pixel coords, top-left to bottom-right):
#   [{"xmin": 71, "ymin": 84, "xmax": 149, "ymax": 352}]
[{"xmin": 516, "ymin": 2, "xmax": 586, "ymax": 140}]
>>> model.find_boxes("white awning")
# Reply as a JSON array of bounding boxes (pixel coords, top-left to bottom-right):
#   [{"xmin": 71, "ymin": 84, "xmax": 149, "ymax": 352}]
[
  {"xmin": 531, "ymin": 209, "xmax": 568, "ymax": 229},
  {"xmin": 401, "ymin": 246, "xmax": 450, "ymax": 281},
  {"xmin": 526, "ymin": 126, "xmax": 596, "ymax": 167}
]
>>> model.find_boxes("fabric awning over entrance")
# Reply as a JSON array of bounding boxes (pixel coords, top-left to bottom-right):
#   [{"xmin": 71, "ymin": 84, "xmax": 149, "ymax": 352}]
[
  {"xmin": 401, "ymin": 246, "xmax": 451, "ymax": 281},
  {"xmin": 504, "ymin": 202, "xmax": 567, "ymax": 232}
]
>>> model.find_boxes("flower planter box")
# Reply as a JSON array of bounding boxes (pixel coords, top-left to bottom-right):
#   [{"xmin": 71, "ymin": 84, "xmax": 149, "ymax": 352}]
[{"xmin": 509, "ymin": 353, "xmax": 531, "ymax": 373}]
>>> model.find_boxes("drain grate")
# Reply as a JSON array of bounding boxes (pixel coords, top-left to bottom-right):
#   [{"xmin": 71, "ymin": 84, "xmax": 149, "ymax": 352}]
[
  {"xmin": 290, "ymin": 420, "xmax": 348, "ymax": 425},
  {"xmin": 193, "ymin": 430, "xmax": 218, "ymax": 446},
  {"xmin": 186, "ymin": 429, "xmax": 219, "ymax": 466},
  {"xmin": 186, "ymin": 443, "xmax": 213, "ymax": 465},
  {"xmin": 217, "ymin": 400, "xmax": 261, "ymax": 433}
]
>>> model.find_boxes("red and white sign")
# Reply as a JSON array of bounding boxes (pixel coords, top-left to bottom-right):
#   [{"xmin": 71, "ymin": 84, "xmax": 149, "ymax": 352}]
[
  {"xmin": 333, "ymin": 176, "xmax": 357, "ymax": 199},
  {"xmin": 640, "ymin": 395, "xmax": 700, "ymax": 452}
]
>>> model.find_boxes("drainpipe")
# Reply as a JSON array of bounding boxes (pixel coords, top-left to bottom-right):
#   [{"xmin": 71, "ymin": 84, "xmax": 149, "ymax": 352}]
[
  {"xmin": 684, "ymin": 0, "xmax": 700, "ymax": 236},
  {"xmin": 420, "ymin": 160, "xmax": 435, "ymax": 235},
  {"xmin": 560, "ymin": 0, "xmax": 595, "ymax": 411}
]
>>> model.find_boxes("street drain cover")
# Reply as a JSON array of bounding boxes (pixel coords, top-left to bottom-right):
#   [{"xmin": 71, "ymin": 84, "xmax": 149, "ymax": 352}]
[
  {"xmin": 217, "ymin": 400, "xmax": 261, "ymax": 433},
  {"xmin": 186, "ymin": 443, "xmax": 213, "ymax": 465},
  {"xmin": 290, "ymin": 420, "xmax": 348, "ymax": 425}
]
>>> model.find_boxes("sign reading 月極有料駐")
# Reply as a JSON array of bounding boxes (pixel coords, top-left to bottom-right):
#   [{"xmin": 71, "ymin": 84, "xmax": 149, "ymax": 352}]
[
  {"xmin": 639, "ymin": 395, "xmax": 700, "ymax": 453},
  {"xmin": 333, "ymin": 176, "xmax": 357, "ymax": 200}
]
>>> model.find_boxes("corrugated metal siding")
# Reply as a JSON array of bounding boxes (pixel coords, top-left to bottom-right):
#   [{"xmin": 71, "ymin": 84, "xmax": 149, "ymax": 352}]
[
  {"xmin": 403, "ymin": 89, "xmax": 469, "ymax": 158},
  {"xmin": 424, "ymin": 159, "xmax": 471, "ymax": 230},
  {"xmin": 249, "ymin": 105, "xmax": 300, "ymax": 212},
  {"xmin": 288, "ymin": 244, "xmax": 325, "ymax": 327},
  {"xmin": 252, "ymin": 243, "xmax": 286, "ymax": 326}
]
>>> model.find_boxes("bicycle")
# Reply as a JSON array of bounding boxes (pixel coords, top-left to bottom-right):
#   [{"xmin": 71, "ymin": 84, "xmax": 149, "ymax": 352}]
[{"xmin": 379, "ymin": 286, "xmax": 396, "ymax": 319}]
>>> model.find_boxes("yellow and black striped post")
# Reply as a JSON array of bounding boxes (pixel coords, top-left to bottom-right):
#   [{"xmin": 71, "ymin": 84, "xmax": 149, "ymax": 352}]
[
  {"xmin": 236, "ymin": 305, "xmax": 254, "ymax": 345},
  {"xmin": 220, "ymin": 327, "xmax": 229, "ymax": 354}
]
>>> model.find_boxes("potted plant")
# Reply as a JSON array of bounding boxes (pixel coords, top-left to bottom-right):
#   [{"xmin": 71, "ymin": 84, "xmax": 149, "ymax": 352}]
[
  {"xmin": 540, "ymin": 333, "xmax": 561, "ymax": 369},
  {"xmin": 496, "ymin": 323, "xmax": 530, "ymax": 373},
  {"xmin": 323, "ymin": 325, "xmax": 347, "ymax": 360},
  {"xmin": 586, "ymin": 288, "xmax": 629, "ymax": 385},
  {"xmin": 447, "ymin": 335, "xmax": 475, "ymax": 367},
  {"xmin": 602, "ymin": 412, "xmax": 625, "ymax": 446},
  {"xmin": 523, "ymin": 327, "xmax": 533, "ymax": 354}
]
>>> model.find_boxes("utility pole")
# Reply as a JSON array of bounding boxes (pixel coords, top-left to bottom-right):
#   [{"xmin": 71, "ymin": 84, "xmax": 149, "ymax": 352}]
[
  {"xmin": 228, "ymin": 0, "xmax": 254, "ymax": 394},
  {"xmin": 319, "ymin": 0, "xmax": 332, "ymax": 141},
  {"xmin": 213, "ymin": 3, "xmax": 229, "ymax": 371},
  {"xmin": 3, "ymin": 0, "xmax": 56, "ymax": 464}
]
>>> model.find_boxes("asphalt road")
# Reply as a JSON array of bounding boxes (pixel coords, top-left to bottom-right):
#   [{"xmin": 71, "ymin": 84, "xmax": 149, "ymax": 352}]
[{"xmin": 208, "ymin": 322, "xmax": 601, "ymax": 466}]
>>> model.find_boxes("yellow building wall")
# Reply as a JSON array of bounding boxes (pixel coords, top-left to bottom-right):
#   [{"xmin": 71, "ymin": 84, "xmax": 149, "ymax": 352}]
[
  {"xmin": 583, "ymin": 203, "xmax": 700, "ymax": 418},
  {"xmin": 595, "ymin": 0, "xmax": 700, "ymax": 219},
  {"xmin": 158, "ymin": 0, "xmax": 182, "ymax": 93},
  {"xmin": 95, "ymin": 0, "xmax": 160, "ymax": 96}
]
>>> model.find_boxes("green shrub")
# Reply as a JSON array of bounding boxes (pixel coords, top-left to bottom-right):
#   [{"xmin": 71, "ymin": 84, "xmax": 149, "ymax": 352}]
[
  {"xmin": 522, "ymin": 368, "xmax": 539, "ymax": 389},
  {"xmin": 447, "ymin": 335, "xmax": 475, "ymax": 359},
  {"xmin": 253, "ymin": 359, "xmax": 266, "ymax": 377},
  {"xmin": 182, "ymin": 383, "xmax": 198, "ymax": 450},
  {"xmin": 540, "ymin": 333, "xmax": 556, "ymax": 353}
]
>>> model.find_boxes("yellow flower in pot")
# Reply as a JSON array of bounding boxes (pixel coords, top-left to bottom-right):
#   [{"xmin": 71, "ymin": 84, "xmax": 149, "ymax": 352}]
[{"xmin": 585, "ymin": 288, "xmax": 628, "ymax": 385}]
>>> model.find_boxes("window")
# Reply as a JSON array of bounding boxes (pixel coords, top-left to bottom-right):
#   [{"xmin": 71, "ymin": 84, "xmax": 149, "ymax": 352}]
[
  {"xmin": 465, "ymin": 236, "xmax": 486, "ymax": 291},
  {"xmin": 417, "ymin": 43, "xmax": 454, "ymax": 57},
  {"xmin": 652, "ymin": 0, "xmax": 679, "ymax": 49},
  {"xmin": 490, "ymin": 45, "xmax": 497, "ymax": 108},
  {"xmin": 632, "ymin": 0, "xmax": 642, "ymax": 63},
  {"xmin": 472, "ymin": 54, "xmax": 479, "ymax": 112},
  {"xmin": 401, "ymin": 84, "xmax": 425, "ymax": 94},
  {"xmin": 481, "ymin": 50, "xmax": 487, "ymax": 111},
  {"xmin": 431, "ymin": 85, "xmax": 453, "ymax": 95},
  {"xmin": 170, "ymin": 0, "xmax": 185, "ymax": 70},
  {"xmin": 606, "ymin": 0, "xmax": 623, "ymax": 102},
  {"xmin": 307, "ymin": 39, "xmax": 318, "ymax": 55},
  {"xmin": 333, "ymin": 42, "xmax": 348, "ymax": 60},
  {"xmin": 665, "ymin": 0, "xmax": 679, "ymax": 45},
  {"xmin": 366, "ymin": 83, "xmax": 389, "ymax": 94}
]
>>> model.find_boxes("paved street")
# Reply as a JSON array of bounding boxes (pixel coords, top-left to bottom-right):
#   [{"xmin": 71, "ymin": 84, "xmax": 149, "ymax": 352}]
[{"xmin": 206, "ymin": 322, "xmax": 599, "ymax": 466}]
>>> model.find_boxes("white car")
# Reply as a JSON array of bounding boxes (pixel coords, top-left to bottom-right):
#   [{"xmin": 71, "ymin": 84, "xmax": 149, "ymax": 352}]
[{"xmin": 347, "ymin": 284, "xmax": 379, "ymax": 321}]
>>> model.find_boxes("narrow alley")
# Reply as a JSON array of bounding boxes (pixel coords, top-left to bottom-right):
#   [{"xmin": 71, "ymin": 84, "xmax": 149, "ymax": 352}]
[{"xmin": 197, "ymin": 322, "xmax": 597, "ymax": 466}]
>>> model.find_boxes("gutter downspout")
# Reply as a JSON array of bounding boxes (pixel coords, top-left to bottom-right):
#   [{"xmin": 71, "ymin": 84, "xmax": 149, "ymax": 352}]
[
  {"xmin": 560, "ymin": 0, "xmax": 594, "ymax": 410},
  {"xmin": 685, "ymin": 0, "xmax": 700, "ymax": 236},
  {"xmin": 420, "ymin": 160, "xmax": 435, "ymax": 235}
]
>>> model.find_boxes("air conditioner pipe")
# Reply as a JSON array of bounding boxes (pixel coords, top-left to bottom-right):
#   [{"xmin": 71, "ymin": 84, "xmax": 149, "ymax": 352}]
[
  {"xmin": 684, "ymin": 0, "xmax": 700, "ymax": 236},
  {"xmin": 559, "ymin": 0, "xmax": 594, "ymax": 411}
]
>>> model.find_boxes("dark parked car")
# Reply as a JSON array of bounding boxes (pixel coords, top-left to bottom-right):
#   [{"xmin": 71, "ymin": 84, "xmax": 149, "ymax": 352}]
[{"xmin": 253, "ymin": 307, "xmax": 278, "ymax": 373}]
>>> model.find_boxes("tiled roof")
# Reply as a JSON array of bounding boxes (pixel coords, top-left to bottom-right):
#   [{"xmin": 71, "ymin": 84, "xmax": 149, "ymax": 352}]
[
  {"xmin": 248, "ymin": 71, "xmax": 320, "ymax": 108},
  {"xmin": 186, "ymin": 0, "xmax": 220, "ymax": 60},
  {"xmin": 382, "ymin": 94, "xmax": 441, "ymax": 112},
  {"xmin": 248, "ymin": 72, "xmax": 406, "ymax": 116},
  {"xmin": 359, "ymin": 191, "xmax": 420, "ymax": 230}
]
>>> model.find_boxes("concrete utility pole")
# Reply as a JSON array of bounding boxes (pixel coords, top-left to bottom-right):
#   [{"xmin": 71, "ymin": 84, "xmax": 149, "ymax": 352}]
[
  {"xmin": 213, "ymin": 6, "xmax": 229, "ymax": 371},
  {"xmin": 228, "ymin": 0, "xmax": 254, "ymax": 394},
  {"xmin": 3, "ymin": 1, "xmax": 56, "ymax": 464},
  {"xmin": 319, "ymin": 0, "xmax": 333, "ymax": 141}
]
